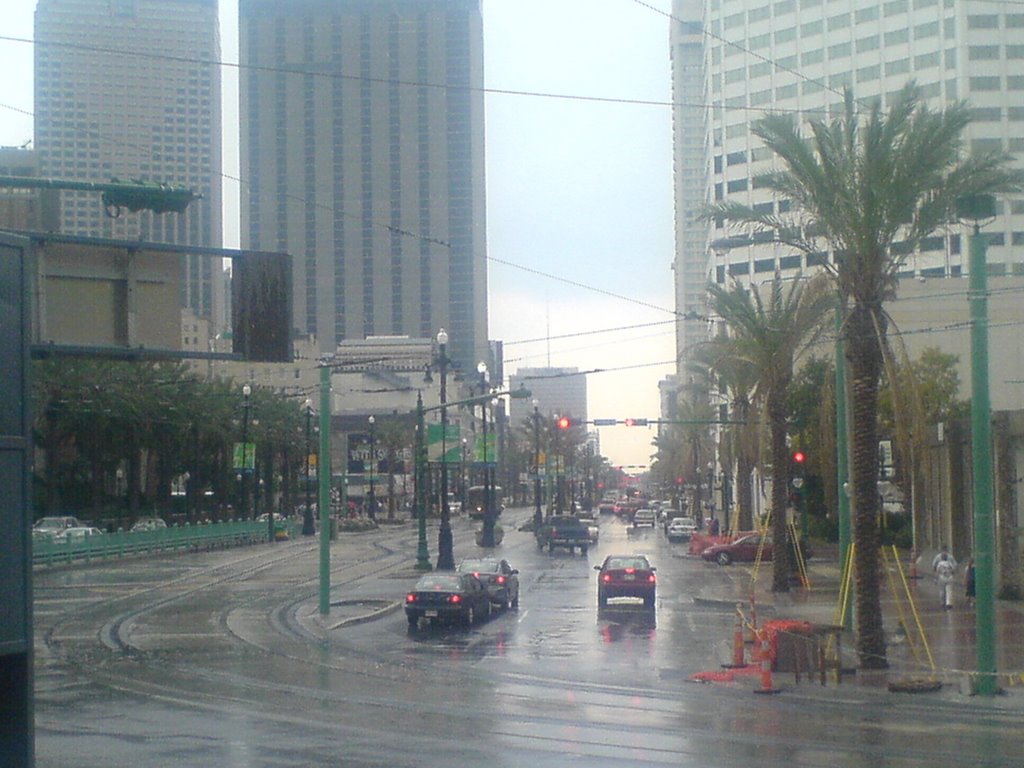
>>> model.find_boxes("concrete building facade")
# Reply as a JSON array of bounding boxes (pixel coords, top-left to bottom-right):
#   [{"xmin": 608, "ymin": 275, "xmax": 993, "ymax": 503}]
[
  {"xmin": 34, "ymin": 0, "xmax": 225, "ymax": 327},
  {"xmin": 238, "ymin": 0, "xmax": 489, "ymax": 375},
  {"xmin": 669, "ymin": 0, "xmax": 1024, "ymax": 371}
]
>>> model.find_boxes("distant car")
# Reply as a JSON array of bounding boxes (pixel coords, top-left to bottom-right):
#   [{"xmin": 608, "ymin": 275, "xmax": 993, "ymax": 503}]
[
  {"xmin": 33, "ymin": 516, "xmax": 84, "ymax": 534},
  {"xmin": 665, "ymin": 516, "xmax": 698, "ymax": 542},
  {"xmin": 57, "ymin": 526, "xmax": 104, "ymax": 543},
  {"xmin": 577, "ymin": 515, "xmax": 600, "ymax": 544},
  {"xmin": 632, "ymin": 508, "xmax": 657, "ymax": 528},
  {"xmin": 456, "ymin": 557, "xmax": 520, "ymax": 609},
  {"xmin": 130, "ymin": 517, "xmax": 167, "ymax": 532},
  {"xmin": 700, "ymin": 533, "xmax": 812, "ymax": 565},
  {"xmin": 405, "ymin": 572, "xmax": 492, "ymax": 628},
  {"xmin": 598, "ymin": 500, "xmax": 616, "ymax": 515},
  {"xmin": 595, "ymin": 554, "xmax": 656, "ymax": 608}
]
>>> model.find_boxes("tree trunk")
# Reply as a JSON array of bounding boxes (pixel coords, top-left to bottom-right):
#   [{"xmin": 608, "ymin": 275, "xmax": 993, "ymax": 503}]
[
  {"xmin": 769, "ymin": 389, "xmax": 791, "ymax": 593},
  {"xmin": 846, "ymin": 304, "xmax": 888, "ymax": 669}
]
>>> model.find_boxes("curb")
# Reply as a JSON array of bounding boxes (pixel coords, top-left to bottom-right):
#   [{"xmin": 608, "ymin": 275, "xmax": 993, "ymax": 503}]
[{"xmin": 324, "ymin": 599, "xmax": 402, "ymax": 631}]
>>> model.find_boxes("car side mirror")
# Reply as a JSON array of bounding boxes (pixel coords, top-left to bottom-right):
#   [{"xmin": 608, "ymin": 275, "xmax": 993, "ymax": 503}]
[{"xmin": 593, "ymin": 565, "xmax": 601, "ymax": 571}]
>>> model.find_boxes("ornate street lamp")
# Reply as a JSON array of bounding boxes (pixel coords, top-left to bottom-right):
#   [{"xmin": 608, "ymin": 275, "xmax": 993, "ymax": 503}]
[
  {"xmin": 532, "ymin": 400, "xmax": 543, "ymax": 530},
  {"xmin": 240, "ymin": 383, "xmax": 252, "ymax": 520},
  {"xmin": 477, "ymin": 362, "xmax": 498, "ymax": 547},
  {"xmin": 367, "ymin": 415, "xmax": 376, "ymax": 519},
  {"xmin": 435, "ymin": 328, "xmax": 455, "ymax": 570},
  {"xmin": 302, "ymin": 398, "xmax": 316, "ymax": 536}
]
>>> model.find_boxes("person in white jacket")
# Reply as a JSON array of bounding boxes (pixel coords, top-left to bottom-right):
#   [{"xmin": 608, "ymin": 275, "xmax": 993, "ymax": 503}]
[{"xmin": 932, "ymin": 546, "xmax": 958, "ymax": 609}]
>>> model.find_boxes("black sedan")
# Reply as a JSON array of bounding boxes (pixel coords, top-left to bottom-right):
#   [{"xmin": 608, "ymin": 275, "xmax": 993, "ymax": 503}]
[
  {"xmin": 405, "ymin": 572, "xmax": 491, "ymax": 628},
  {"xmin": 456, "ymin": 557, "xmax": 520, "ymax": 610},
  {"xmin": 595, "ymin": 554, "xmax": 657, "ymax": 608}
]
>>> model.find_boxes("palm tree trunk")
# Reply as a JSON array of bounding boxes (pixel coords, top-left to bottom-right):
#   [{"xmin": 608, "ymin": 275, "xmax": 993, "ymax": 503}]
[
  {"xmin": 769, "ymin": 390, "xmax": 791, "ymax": 593},
  {"xmin": 847, "ymin": 305, "xmax": 888, "ymax": 669}
]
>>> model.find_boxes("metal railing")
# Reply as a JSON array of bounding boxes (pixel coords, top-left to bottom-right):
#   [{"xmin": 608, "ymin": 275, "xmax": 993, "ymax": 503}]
[{"xmin": 31, "ymin": 519, "xmax": 297, "ymax": 567}]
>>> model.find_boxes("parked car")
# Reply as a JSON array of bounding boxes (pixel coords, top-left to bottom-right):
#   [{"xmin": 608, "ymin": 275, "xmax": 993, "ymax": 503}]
[
  {"xmin": 594, "ymin": 554, "xmax": 657, "ymax": 608},
  {"xmin": 700, "ymin": 533, "xmax": 812, "ymax": 565},
  {"xmin": 632, "ymin": 508, "xmax": 657, "ymax": 528},
  {"xmin": 665, "ymin": 516, "xmax": 698, "ymax": 542},
  {"xmin": 404, "ymin": 572, "xmax": 491, "ymax": 628},
  {"xmin": 33, "ymin": 516, "xmax": 84, "ymax": 535},
  {"xmin": 456, "ymin": 557, "xmax": 520, "ymax": 609},
  {"xmin": 130, "ymin": 517, "xmax": 167, "ymax": 532},
  {"xmin": 57, "ymin": 526, "xmax": 104, "ymax": 543}
]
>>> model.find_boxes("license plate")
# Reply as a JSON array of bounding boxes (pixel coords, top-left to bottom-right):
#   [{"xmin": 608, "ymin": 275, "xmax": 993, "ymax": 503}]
[
  {"xmin": 425, "ymin": 610, "xmax": 438, "ymax": 617},
  {"xmin": 623, "ymin": 574, "xmax": 635, "ymax": 581}
]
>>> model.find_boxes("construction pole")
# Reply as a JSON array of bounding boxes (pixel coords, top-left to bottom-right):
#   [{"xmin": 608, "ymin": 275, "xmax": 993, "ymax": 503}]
[{"xmin": 969, "ymin": 223, "xmax": 997, "ymax": 695}]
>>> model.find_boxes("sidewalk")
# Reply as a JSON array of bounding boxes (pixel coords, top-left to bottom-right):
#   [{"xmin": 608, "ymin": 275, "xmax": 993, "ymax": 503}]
[{"xmin": 695, "ymin": 548, "xmax": 1024, "ymax": 705}]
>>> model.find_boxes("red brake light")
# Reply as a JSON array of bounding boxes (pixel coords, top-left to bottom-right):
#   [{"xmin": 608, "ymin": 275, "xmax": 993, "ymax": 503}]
[
  {"xmin": 406, "ymin": 594, "xmax": 416, "ymax": 603},
  {"xmin": 601, "ymin": 574, "xmax": 611, "ymax": 583},
  {"xmin": 472, "ymin": 572, "xmax": 480, "ymax": 579},
  {"xmin": 449, "ymin": 594, "xmax": 462, "ymax": 604},
  {"xmin": 625, "ymin": 567, "xmax": 636, "ymax": 575},
  {"xmin": 496, "ymin": 575, "xmax": 506, "ymax": 584},
  {"xmin": 648, "ymin": 574, "xmax": 657, "ymax": 583}
]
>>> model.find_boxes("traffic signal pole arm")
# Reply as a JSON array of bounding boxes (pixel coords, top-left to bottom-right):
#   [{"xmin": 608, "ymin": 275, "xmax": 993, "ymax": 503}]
[{"xmin": 0, "ymin": 175, "xmax": 201, "ymax": 215}]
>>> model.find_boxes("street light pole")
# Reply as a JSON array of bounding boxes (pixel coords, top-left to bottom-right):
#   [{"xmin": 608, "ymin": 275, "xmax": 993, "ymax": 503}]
[
  {"xmin": 240, "ymin": 383, "xmax": 252, "ymax": 520},
  {"xmin": 367, "ymin": 415, "xmax": 376, "ymax": 519},
  {"xmin": 302, "ymin": 399, "xmax": 315, "ymax": 536},
  {"xmin": 532, "ymin": 401, "xmax": 543, "ymax": 530},
  {"xmin": 435, "ymin": 329, "xmax": 455, "ymax": 570},
  {"xmin": 477, "ymin": 362, "xmax": 497, "ymax": 547},
  {"xmin": 414, "ymin": 392, "xmax": 432, "ymax": 571}
]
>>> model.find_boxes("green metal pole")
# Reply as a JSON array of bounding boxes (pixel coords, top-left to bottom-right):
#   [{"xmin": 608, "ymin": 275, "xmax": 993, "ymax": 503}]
[
  {"xmin": 969, "ymin": 225, "xmax": 997, "ymax": 695},
  {"xmin": 415, "ymin": 393, "xmax": 432, "ymax": 570},
  {"xmin": 318, "ymin": 362, "xmax": 332, "ymax": 616},
  {"xmin": 835, "ymin": 300, "xmax": 853, "ymax": 631}
]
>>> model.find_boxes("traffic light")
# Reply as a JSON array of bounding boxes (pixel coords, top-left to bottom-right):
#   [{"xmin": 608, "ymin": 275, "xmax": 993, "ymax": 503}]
[
  {"xmin": 792, "ymin": 451, "xmax": 805, "ymax": 465},
  {"xmin": 623, "ymin": 418, "xmax": 648, "ymax": 427},
  {"xmin": 556, "ymin": 416, "xmax": 571, "ymax": 429}
]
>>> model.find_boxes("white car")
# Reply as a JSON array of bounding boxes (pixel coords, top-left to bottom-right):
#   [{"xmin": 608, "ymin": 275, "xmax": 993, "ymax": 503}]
[
  {"xmin": 57, "ymin": 526, "xmax": 104, "ymax": 543},
  {"xmin": 130, "ymin": 517, "xmax": 168, "ymax": 532},
  {"xmin": 577, "ymin": 515, "xmax": 600, "ymax": 543},
  {"xmin": 632, "ymin": 508, "xmax": 657, "ymax": 528},
  {"xmin": 666, "ymin": 516, "xmax": 698, "ymax": 542}
]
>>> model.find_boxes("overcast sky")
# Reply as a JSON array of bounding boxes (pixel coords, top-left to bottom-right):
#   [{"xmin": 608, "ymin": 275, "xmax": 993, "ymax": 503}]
[{"xmin": 0, "ymin": 0, "xmax": 677, "ymax": 470}]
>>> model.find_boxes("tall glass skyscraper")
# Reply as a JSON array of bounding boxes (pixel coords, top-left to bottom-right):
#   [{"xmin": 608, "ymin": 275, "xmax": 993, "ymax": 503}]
[
  {"xmin": 239, "ymin": 0, "xmax": 489, "ymax": 374},
  {"xmin": 34, "ymin": 0, "xmax": 224, "ymax": 325}
]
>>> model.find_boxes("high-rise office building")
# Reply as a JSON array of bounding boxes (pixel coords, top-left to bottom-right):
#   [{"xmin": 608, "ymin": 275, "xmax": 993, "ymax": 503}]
[
  {"xmin": 34, "ymin": 0, "xmax": 224, "ymax": 325},
  {"xmin": 671, "ymin": 0, "xmax": 1024, "ymax": 367},
  {"xmin": 508, "ymin": 367, "xmax": 588, "ymax": 429},
  {"xmin": 239, "ymin": 0, "xmax": 489, "ymax": 374}
]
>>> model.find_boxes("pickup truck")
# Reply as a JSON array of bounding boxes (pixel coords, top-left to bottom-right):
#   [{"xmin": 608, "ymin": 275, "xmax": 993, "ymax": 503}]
[{"xmin": 535, "ymin": 515, "xmax": 590, "ymax": 555}]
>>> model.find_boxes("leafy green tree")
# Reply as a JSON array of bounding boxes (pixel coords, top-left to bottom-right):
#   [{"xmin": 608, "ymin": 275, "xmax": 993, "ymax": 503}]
[{"xmin": 707, "ymin": 83, "xmax": 1022, "ymax": 667}]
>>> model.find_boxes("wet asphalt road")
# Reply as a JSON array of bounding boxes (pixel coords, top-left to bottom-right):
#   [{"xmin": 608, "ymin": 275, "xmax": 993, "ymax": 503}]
[{"xmin": 32, "ymin": 507, "xmax": 1024, "ymax": 767}]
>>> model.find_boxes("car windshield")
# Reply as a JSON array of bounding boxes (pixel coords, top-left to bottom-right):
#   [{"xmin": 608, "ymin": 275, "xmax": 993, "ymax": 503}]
[
  {"xmin": 414, "ymin": 574, "xmax": 463, "ymax": 591},
  {"xmin": 605, "ymin": 557, "xmax": 650, "ymax": 570}
]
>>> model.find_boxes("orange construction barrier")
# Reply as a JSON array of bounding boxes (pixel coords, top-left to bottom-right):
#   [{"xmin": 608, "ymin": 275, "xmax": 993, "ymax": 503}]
[
  {"xmin": 722, "ymin": 608, "xmax": 746, "ymax": 668},
  {"xmin": 753, "ymin": 636, "xmax": 781, "ymax": 694}
]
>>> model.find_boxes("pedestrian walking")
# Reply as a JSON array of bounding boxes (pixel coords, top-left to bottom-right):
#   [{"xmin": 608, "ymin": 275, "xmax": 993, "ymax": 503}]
[
  {"xmin": 965, "ymin": 557, "xmax": 976, "ymax": 606},
  {"xmin": 933, "ymin": 547, "xmax": 957, "ymax": 610}
]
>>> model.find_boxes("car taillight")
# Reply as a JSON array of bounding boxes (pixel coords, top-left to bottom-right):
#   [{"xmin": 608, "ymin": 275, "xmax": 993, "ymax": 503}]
[
  {"xmin": 472, "ymin": 572, "xmax": 480, "ymax": 579},
  {"xmin": 602, "ymin": 574, "xmax": 612, "ymax": 583},
  {"xmin": 449, "ymin": 594, "xmax": 462, "ymax": 604},
  {"xmin": 406, "ymin": 594, "xmax": 416, "ymax": 603},
  {"xmin": 496, "ymin": 575, "xmax": 506, "ymax": 584},
  {"xmin": 648, "ymin": 574, "xmax": 657, "ymax": 583},
  {"xmin": 625, "ymin": 567, "xmax": 636, "ymax": 574}
]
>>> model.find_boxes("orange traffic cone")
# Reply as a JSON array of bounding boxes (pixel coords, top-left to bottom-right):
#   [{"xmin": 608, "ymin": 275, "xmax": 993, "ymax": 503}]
[
  {"xmin": 754, "ymin": 636, "xmax": 781, "ymax": 694},
  {"xmin": 722, "ymin": 610, "xmax": 746, "ymax": 669}
]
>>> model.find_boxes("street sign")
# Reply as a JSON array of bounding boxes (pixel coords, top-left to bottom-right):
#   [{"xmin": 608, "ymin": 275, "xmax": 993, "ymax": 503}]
[{"xmin": 593, "ymin": 418, "xmax": 616, "ymax": 426}]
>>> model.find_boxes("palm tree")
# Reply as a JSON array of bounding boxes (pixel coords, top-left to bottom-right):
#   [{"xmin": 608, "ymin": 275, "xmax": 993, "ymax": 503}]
[
  {"xmin": 705, "ymin": 275, "xmax": 833, "ymax": 592},
  {"xmin": 707, "ymin": 83, "xmax": 1022, "ymax": 667}
]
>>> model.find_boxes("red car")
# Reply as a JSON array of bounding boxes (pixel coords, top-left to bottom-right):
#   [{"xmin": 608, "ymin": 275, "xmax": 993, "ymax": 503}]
[
  {"xmin": 595, "ymin": 554, "xmax": 656, "ymax": 608},
  {"xmin": 700, "ymin": 533, "xmax": 811, "ymax": 566}
]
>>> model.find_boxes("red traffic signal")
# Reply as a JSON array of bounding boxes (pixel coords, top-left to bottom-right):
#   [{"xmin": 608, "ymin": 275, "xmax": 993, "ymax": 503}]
[
  {"xmin": 556, "ymin": 416, "xmax": 571, "ymax": 429},
  {"xmin": 792, "ymin": 451, "xmax": 806, "ymax": 464}
]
